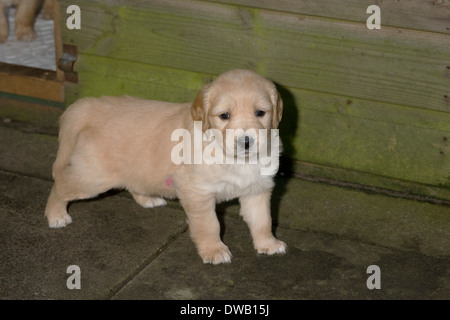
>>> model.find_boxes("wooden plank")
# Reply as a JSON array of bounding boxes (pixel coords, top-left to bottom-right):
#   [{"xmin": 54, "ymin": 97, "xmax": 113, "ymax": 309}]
[
  {"xmin": 293, "ymin": 161, "xmax": 450, "ymax": 203},
  {"xmin": 71, "ymin": 53, "xmax": 213, "ymax": 103},
  {"xmin": 70, "ymin": 54, "xmax": 450, "ymax": 189},
  {"xmin": 0, "ymin": 94, "xmax": 63, "ymax": 128},
  {"xmin": 0, "ymin": 63, "xmax": 65, "ymax": 102},
  {"xmin": 205, "ymin": 0, "xmax": 450, "ymax": 35},
  {"xmin": 59, "ymin": 0, "xmax": 450, "ymax": 197},
  {"xmin": 52, "ymin": 0, "xmax": 65, "ymax": 82},
  {"xmin": 291, "ymin": 88, "xmax": 450, "ymax": 188},
  {"xmin": 60, "ymin": 0, "xmax": 450, "ymax": 113}
]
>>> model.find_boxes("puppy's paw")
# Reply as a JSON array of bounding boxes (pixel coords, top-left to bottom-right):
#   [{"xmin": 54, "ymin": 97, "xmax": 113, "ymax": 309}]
[
  {"xmin": 199, "ymin": 242, "xmax": 232, "ymax": 265},
  {"xmin": 255, "ymin": 238, "xmax": 287, "ymax": 255},
  {"xmin": 132, "ymin": 194, "xmax": 167, "ymax": 208},
  {"xmin": 142, "ymin": 197, "xmax": 167, "ymax": 208},
  {"xmin": 15, "ymin": 26, "xmax": 37, "ymax": 41},
  {"xmin": 47, "ymin": 212, "xmax": 72, "ymax": 228}
]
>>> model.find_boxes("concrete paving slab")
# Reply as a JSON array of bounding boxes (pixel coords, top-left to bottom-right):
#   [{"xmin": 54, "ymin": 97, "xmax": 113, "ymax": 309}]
[
  {"xmin": 217, "ymin": 175, "xmax": 450, "ymax": 259},
  {"xmin": 113, "ymin": 213, "xmax": 450, "ymax": 300},
  {"xmin": 0, "ymin": 171, "xmax": 187, "ymax": 299},
  {"xmin": 0, "ymin": 125, "xmax": 57, "ymax": 181},
  {"xmin": 1, "ymin": 123, "xmax": 450, "ymax": 259},
  {"xmin": 1, "ymin": 122, "xmax": 450, "ymax": 300},
  {"xmin": 272, "ymin": 176, "xmax": 450, "ymax": 258}
]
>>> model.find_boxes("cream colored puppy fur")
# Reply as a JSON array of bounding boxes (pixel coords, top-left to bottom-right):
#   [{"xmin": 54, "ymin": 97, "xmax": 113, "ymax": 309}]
[{"xmin": 45, "ymin": 69, "xmax": 286, "ymax": 264}]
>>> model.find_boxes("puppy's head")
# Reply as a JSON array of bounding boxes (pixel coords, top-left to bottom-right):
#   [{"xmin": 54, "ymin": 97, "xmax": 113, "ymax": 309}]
[{"xmin": 191, "ymin": 69, "xmax": 283, "ymax": 157}]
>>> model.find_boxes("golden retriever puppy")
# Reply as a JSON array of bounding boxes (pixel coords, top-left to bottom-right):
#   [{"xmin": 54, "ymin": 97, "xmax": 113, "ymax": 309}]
[{"xmin": 45, "ymin": 69, "xmax": 287, "ymax": 264}]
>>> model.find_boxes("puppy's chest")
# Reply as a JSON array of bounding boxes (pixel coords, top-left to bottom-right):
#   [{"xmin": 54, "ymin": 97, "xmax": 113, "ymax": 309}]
[{"xmin": 206, "ymin": 165, "xmax": 274, "ymax": 201}]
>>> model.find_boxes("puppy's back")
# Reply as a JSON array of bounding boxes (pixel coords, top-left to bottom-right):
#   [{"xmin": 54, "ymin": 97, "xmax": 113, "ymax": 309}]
[{"xmin": 53, "ymin": 96, "xmax": 191, "ymax": 178}]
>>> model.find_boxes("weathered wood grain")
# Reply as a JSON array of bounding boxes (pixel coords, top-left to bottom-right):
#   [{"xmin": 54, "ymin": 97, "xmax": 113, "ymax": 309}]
[
  {"xmin": 0, "ymin": 93, "xmax": 63, "ymax": 128},
  {"xmin": 58, "ymin": 0, "xmax": 450, "ymax": 198},
  {"xmin": 0, "ymin": 63, "xmax": 65, "ymax": 103},
  {"xmin": 293, "ymin": 88, "xmax": 450, "ymax": 188},
  {"xmin": 294, "ymin": 161, "xmax": 450, "ymax": 203},
  {"xmin": 72, "ymin": 54, "xmax": 450, "ymax": 190},
  {"xmin": 71, "ymin": 54, "xmax": 212, "ymax": 102},
  {"xmin": 61, "ymin": 0, "xmax": 450, "ymax": 113},
  {"xmin": 206, "ymin": 0, "xmax": 450, "ymax": 34}
]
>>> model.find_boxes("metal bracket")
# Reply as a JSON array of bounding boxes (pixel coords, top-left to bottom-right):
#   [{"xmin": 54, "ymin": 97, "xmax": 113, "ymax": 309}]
[{"xmin": 58, "ymin": 44, "xmax": 78, "ymax": 83}]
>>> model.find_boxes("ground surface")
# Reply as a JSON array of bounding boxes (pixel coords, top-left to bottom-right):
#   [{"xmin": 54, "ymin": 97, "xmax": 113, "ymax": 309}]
[{"xmin": 0, "ymin": 120, "xmax": 449, "ymax": 301}]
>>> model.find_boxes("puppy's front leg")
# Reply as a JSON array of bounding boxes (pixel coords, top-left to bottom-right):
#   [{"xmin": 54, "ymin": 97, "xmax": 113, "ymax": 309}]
[
  {"xmin": 240, "ymin": 191, "xmax": 287, "ymax": 255},
  {"xmin": 180, "ymin": 193, "xmax": 231, "ymax": 264}
]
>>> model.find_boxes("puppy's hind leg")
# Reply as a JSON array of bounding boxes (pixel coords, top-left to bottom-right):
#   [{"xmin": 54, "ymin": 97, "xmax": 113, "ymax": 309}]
[
  {"xmin": 45, "ymin": 184, "xmax": 72, "ymax": 228},
  {"xmin": 45, "ymin": 165, "xmax": 115, "ymax": 228},
  {"xmin": 131, "ymin": 192, "xmax": 167, "ymax": 208}
]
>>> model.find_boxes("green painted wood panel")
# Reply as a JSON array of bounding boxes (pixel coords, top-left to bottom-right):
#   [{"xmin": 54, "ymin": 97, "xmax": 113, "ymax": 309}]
[
  {"xmin": 206, "ymin": 0, "xmax": 450, "ymax": 35},
  {"xmin": 294, "ymin": 89, "xmax": 450, "ymax": 188},
  {"xmin": 61, "ymin": 0, "xmax": 450, "ymax": 113},
  {"xmin": 70, "ymin": 54, "xmax": 210, "ymax": 102},
  {"xmin": 71, "ymin": 54, "xmax": 450, "ymax": 190},
  {"xmin": 59, "ymin": 0, "xmax": 450, "ymax": 200}
]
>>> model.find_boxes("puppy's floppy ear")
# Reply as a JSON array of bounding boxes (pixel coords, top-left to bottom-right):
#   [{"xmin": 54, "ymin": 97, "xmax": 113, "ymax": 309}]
[
  {"xmin": 191, "ymin": 84, "xmax": 211, "ymax": 131},
  {"xmin": 271, "ymin": 89, "xmax": 283, "ymax": 129}
]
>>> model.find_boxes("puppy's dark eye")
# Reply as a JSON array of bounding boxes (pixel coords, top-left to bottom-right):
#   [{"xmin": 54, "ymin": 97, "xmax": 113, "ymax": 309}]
[
  {"xmin": 255, "ymin": 110, "xmax": 266, "ymax": 117},
  {"xmin": 219, "ymin": 113, "xmax": 230, "ymax": 120}
]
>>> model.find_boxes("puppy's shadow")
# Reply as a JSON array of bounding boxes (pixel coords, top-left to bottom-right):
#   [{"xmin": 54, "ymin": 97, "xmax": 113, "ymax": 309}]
[
  {"xmin": 66, "ymin": 189, "xmax": 124, "ymax": 211},
  {"xmin": 271, "ymin": 83, "xmax": 299, "ymax": 235}
]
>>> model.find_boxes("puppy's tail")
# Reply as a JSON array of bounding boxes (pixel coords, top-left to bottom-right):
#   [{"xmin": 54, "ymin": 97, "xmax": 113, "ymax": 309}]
[{"xmin": 52, "ymin": 98, "xmax": 93, "ymax": 178}]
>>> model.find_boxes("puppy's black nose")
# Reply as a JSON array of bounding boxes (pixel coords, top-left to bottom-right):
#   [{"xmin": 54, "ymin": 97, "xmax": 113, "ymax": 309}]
[
  {"xmin": 238, "ymin": 135, "xmax": 254, "ymax": 150},
  {"xmin": 244, "ymin": 136, "xmax": 250, "ymax": 149}
]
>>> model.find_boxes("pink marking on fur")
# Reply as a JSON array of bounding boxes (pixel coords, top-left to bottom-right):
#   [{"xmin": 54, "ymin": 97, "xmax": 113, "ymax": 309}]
[{"xmin": 166, "ymin": 177, "xmax": 173, "ymax": 187}]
